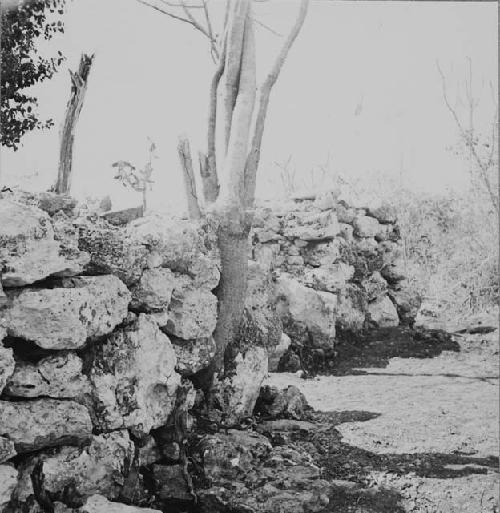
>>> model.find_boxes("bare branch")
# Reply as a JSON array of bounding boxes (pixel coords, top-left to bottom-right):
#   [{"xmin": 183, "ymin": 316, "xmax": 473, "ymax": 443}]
[
  {"xmin": 179, "ymin": 0, "xmax": 214, "ymax": 43},
  {"xmin": 437, "ymin": 61, "xmax": 498, "ymax": 213},
  {"xmin": 137, "ymin": 0, "xmax": 214, "ymax": 44},
  {"xmin": 251, "ymin": 16, "xmax": 283, "ymax": 37},
  {"xmin": 137, "ymin": 0, "xmax": 196, "ymax": 23},
  {"xmin": 202, "ymin": 0, "xmax": 214, "ymax": 41},
  {"xmin": 243, "ymin": 0, "xmax": 309, "ymax": 207},
  {"xmin": 158, "ymin": 0, "xmax": 204, "ymax": 7}
]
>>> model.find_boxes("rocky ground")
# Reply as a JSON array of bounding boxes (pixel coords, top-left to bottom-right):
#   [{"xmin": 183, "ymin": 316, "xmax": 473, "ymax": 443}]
[{"xmin": 265, "ymin": 322, "xmax": 499, "ymax": 513}]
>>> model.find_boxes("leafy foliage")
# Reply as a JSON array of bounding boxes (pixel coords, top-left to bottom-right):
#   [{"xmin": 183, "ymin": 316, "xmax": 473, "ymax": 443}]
[{"xmin": 1, "ymin": 0, "xmax": 66, "ymax": 150}]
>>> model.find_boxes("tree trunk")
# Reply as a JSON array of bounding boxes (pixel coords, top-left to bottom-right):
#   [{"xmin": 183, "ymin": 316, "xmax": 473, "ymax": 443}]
[
  {"xmin": 194, "ymin": 213, "xmax": 250, "ymax": 391},
  {"xmin": 213, "ymin": 217, "xmax": 250, "ymax": 372},
  {"xmin": 55, "ymin": 53, "xmax": 93, "ymax": 195},
  {"xmin": 177, "ymin": 136, "xmax": 201, "ymax": 219}
]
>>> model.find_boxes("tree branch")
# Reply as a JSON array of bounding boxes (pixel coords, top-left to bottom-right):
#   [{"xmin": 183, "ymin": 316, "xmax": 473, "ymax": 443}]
[
  {"xmin": 222, "ymin": 0, "xmax": 249, "ymax": 154},
  {"xmin": 158, "ymin": 0, "xmax": 204, "ymax": 8},
  {"xmin": 437, "ymin": 61, "xmax": 499, "ymax": 213},
  {"xmin": 243, "ymin": 0, "xmax": 309, "ymax": 207},
  {"xmin": 204, "ymin": 34, "xmax": 226, "ymax": 203},
  {"xmin": 137, "ymin": 0, "xmax": 213, "ymax": 44},
  {"xmin": 217, "ymin": 0, "xmax": 256, "ymax": 210},
  {"xmin": 251, "ymin": 16, "xmax": 283, "ymax": 37}
]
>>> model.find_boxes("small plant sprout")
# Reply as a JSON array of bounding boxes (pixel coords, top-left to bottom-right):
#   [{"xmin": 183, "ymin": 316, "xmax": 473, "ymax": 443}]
[{"xmin": 112, "ymin": 138, "xmax": 158, "ymax": 213}]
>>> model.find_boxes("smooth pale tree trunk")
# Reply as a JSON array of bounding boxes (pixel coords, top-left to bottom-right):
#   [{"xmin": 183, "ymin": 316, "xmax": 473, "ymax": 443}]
[
  {"xmin": 55, "ymin": 53, "xmax": 93, "ymax": 195},
  {"xmin": 141, "ymin": 0, "xmax": 309, "ymax": 393}
]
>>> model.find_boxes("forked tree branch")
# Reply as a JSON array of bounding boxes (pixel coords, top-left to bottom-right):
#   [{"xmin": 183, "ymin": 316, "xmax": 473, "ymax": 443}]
[
  {"xmin": 243, "ymin": 0, "xmax": 309, "ymax": 207},
  {"xmin": 217, "ymin": 0, "xmax": 256, "ymax": 210},
  {"xmin": 137, "ymin": 0, "xmax": 216, "ymax": 50}
]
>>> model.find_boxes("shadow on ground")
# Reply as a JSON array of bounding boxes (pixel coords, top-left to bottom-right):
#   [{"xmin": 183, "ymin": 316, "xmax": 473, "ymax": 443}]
[
  {"xmin": 328, "ymin": 326, "xmax": 460, "ymax": 376},
  {"xmin": 282, "ymin": 410, "xmax": 499, "ymax": 513}
]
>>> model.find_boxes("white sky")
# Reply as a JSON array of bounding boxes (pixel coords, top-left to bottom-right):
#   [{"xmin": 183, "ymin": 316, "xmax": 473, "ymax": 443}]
[{"xmin": 1, "ymin": 0, "xmax": 498, "ymax": 213}]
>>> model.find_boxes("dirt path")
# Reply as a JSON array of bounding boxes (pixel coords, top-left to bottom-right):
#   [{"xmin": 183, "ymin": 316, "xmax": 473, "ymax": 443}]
[{"xmin": 265, "ymin": 326, "xmax": 499, "ymax": 513}]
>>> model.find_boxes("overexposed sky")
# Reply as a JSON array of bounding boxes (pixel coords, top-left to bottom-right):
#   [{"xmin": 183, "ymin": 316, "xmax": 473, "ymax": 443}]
[{"xmin": 1, "ymin": 0, "xmax": 498, "ymax": 212}]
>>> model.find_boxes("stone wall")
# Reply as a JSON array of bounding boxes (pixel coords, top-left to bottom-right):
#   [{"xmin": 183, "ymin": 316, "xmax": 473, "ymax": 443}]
[
  {"xmin": 0, "ymin": 189, "xmax": 418, "ymax": 512},
  {"xmin": 0, "ymin": 191, "xmax": 223, "ymax": 512},
  {"xmin": 252, "ymin": 192, "xmax": 420, "ymax": 371}
]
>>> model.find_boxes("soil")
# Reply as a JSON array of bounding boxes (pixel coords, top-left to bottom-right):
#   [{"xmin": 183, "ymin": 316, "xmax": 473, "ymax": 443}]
[{"xmin": 265, "ymin": 323, "xmax": 499, "ymax": 513}]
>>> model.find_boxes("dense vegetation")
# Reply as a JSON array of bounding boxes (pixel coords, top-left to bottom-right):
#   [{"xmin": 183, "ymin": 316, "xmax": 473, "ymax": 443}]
[{"xmin": 1, "ymin": 0, "xmax": 66, "ymax": 150}]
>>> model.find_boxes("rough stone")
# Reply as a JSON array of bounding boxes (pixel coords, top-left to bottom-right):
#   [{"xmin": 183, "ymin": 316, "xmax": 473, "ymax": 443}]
[
  {"xmin": 0, "ymin": 199, "xmax": 89, "ymax": 287},
  {"xmin": 0, "ymin": 343, "xmax": 14, "ymax": 394},
  {"xmin": 0, "ymin": 399, "xmax": 92, "ymax": 453},
  {"xmin": 222, "ymin": 346, "xmax": 269, "ymax": 423},
  {"xmin": 338, "ymin": 222, "xmax": 354, "ymax": 241},
  {"xmin": 5, "ymin": 352, "xmax": 90, "ymax": 399},
  {"xmin": 79, "ymin": 214, "xmax": 219, "ymax": 288},
  {"xmin": 0, "ymin": 464, "xmax": 17, "ymax": 510},
  {"xmin": 36, "ymin": 192, "xmax": 78, "ymax": 217},
  {"xmin": 1, "ymin": 275, "xmax": 130, "ymax": 350},
  {"xmin": 389, "ymin": 282, "xmax": 422, "ymax": 325},
  {"xmin": 0, "ymin": 437, "xmax": 16, "ymax": 463},
  {"xmin": 361, "ymin": 271, "xmax": 388, "ymax": 301},
  {"xmin": 90, "ymin": 314, "xmax": 180, "ymax": 437},
  {"xmin": 302, "ymin": 240, "xmax": 341, "ymax": 267},
  {"xmin": 197, "ymin": 430, "xmax": 329, "ymax": 513},
  {"xmin": 255, "ymin": 385, "xmax": 310, "ymax": 420},
  {"xmin": 100, "ymin": 206, "xmax": 143, "ymax": 226},
  {"xmin": 284, "ymin": 210, "xmax": 340, "ymax": 241},
  {"xmin": 287, "ymin": 255, "xmax": 304, "ymax": 266},
  {"xmin": 129, "ymin": 267, "xmax": 178, "ymax": 312},
  {"xmin": 151, "ymin": 464, "xmax": 192, "ymax": 501},
  {"xmin": 79, "ymin": 494, "xmax": 162, "ymax": 513},
  {"xmin": 303, "ymin": 263, "xmax": 354, "ymax": 293},
  {"xmin": 353, "ymin": 215, "xmax": 381, "ymax": 238},
  {"xmin": 165, "ymin": 287, "xmax": 217, "ymax": 340},
  {"xmin": 335, "ymin": 203, "xmax": 357, "ymax": 224},
  {"xmin": 201, "ymin": 430, "xmax": 272, "ymax": 482},
  {"xmin": 15, "ymin": 431, "xmax": 134, "ymax": 503},
  {"xmin": 171, "ymin": 336, "xmax": 216, "ymax": 376},
  {"xmin": 252, "ymin": 243, "xmax": 280, "ymax": 270},
  {"xmin": 268, "ymin": 333, "xmax": 291, "ymax": 372},
  {"xmin": 367, "ymin": 295, "xmax": 400, "ymax": 327},
  {"xmin": 276, "ymin": 274, "xmax": 336, "ymax": 348},
  {"xmin": 381, "ymin": 261, "xmax": 406, "ymax": 284}
]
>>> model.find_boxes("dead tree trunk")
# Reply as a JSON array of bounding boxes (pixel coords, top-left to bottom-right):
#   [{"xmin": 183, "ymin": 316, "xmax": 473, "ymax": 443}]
[
  {"xmin": 178, "ymin": 136, "xmax": 201, "ymax": 219},
  {"xmin": 55, "ymin": 53, "xmax": 94, "ymax": 195}
]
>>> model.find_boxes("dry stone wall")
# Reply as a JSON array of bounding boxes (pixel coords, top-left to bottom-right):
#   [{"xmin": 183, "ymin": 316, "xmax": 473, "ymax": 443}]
[
  {"xmin": 0, "ymin": 189, "xmax": 418, "ymax": 512},
  {"xmin": 252, "ymin": 192, "xmax": 420, "ymax": 371},
  {"xmin": 0, "ymin": 191, "xmax": 221, "ymax": 512}
]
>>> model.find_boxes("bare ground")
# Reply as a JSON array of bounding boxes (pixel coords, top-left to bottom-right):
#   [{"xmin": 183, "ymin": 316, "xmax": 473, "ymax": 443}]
[{"xmin": 265, "ymin": 324, "xmax": 499, "ymax": 513}]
